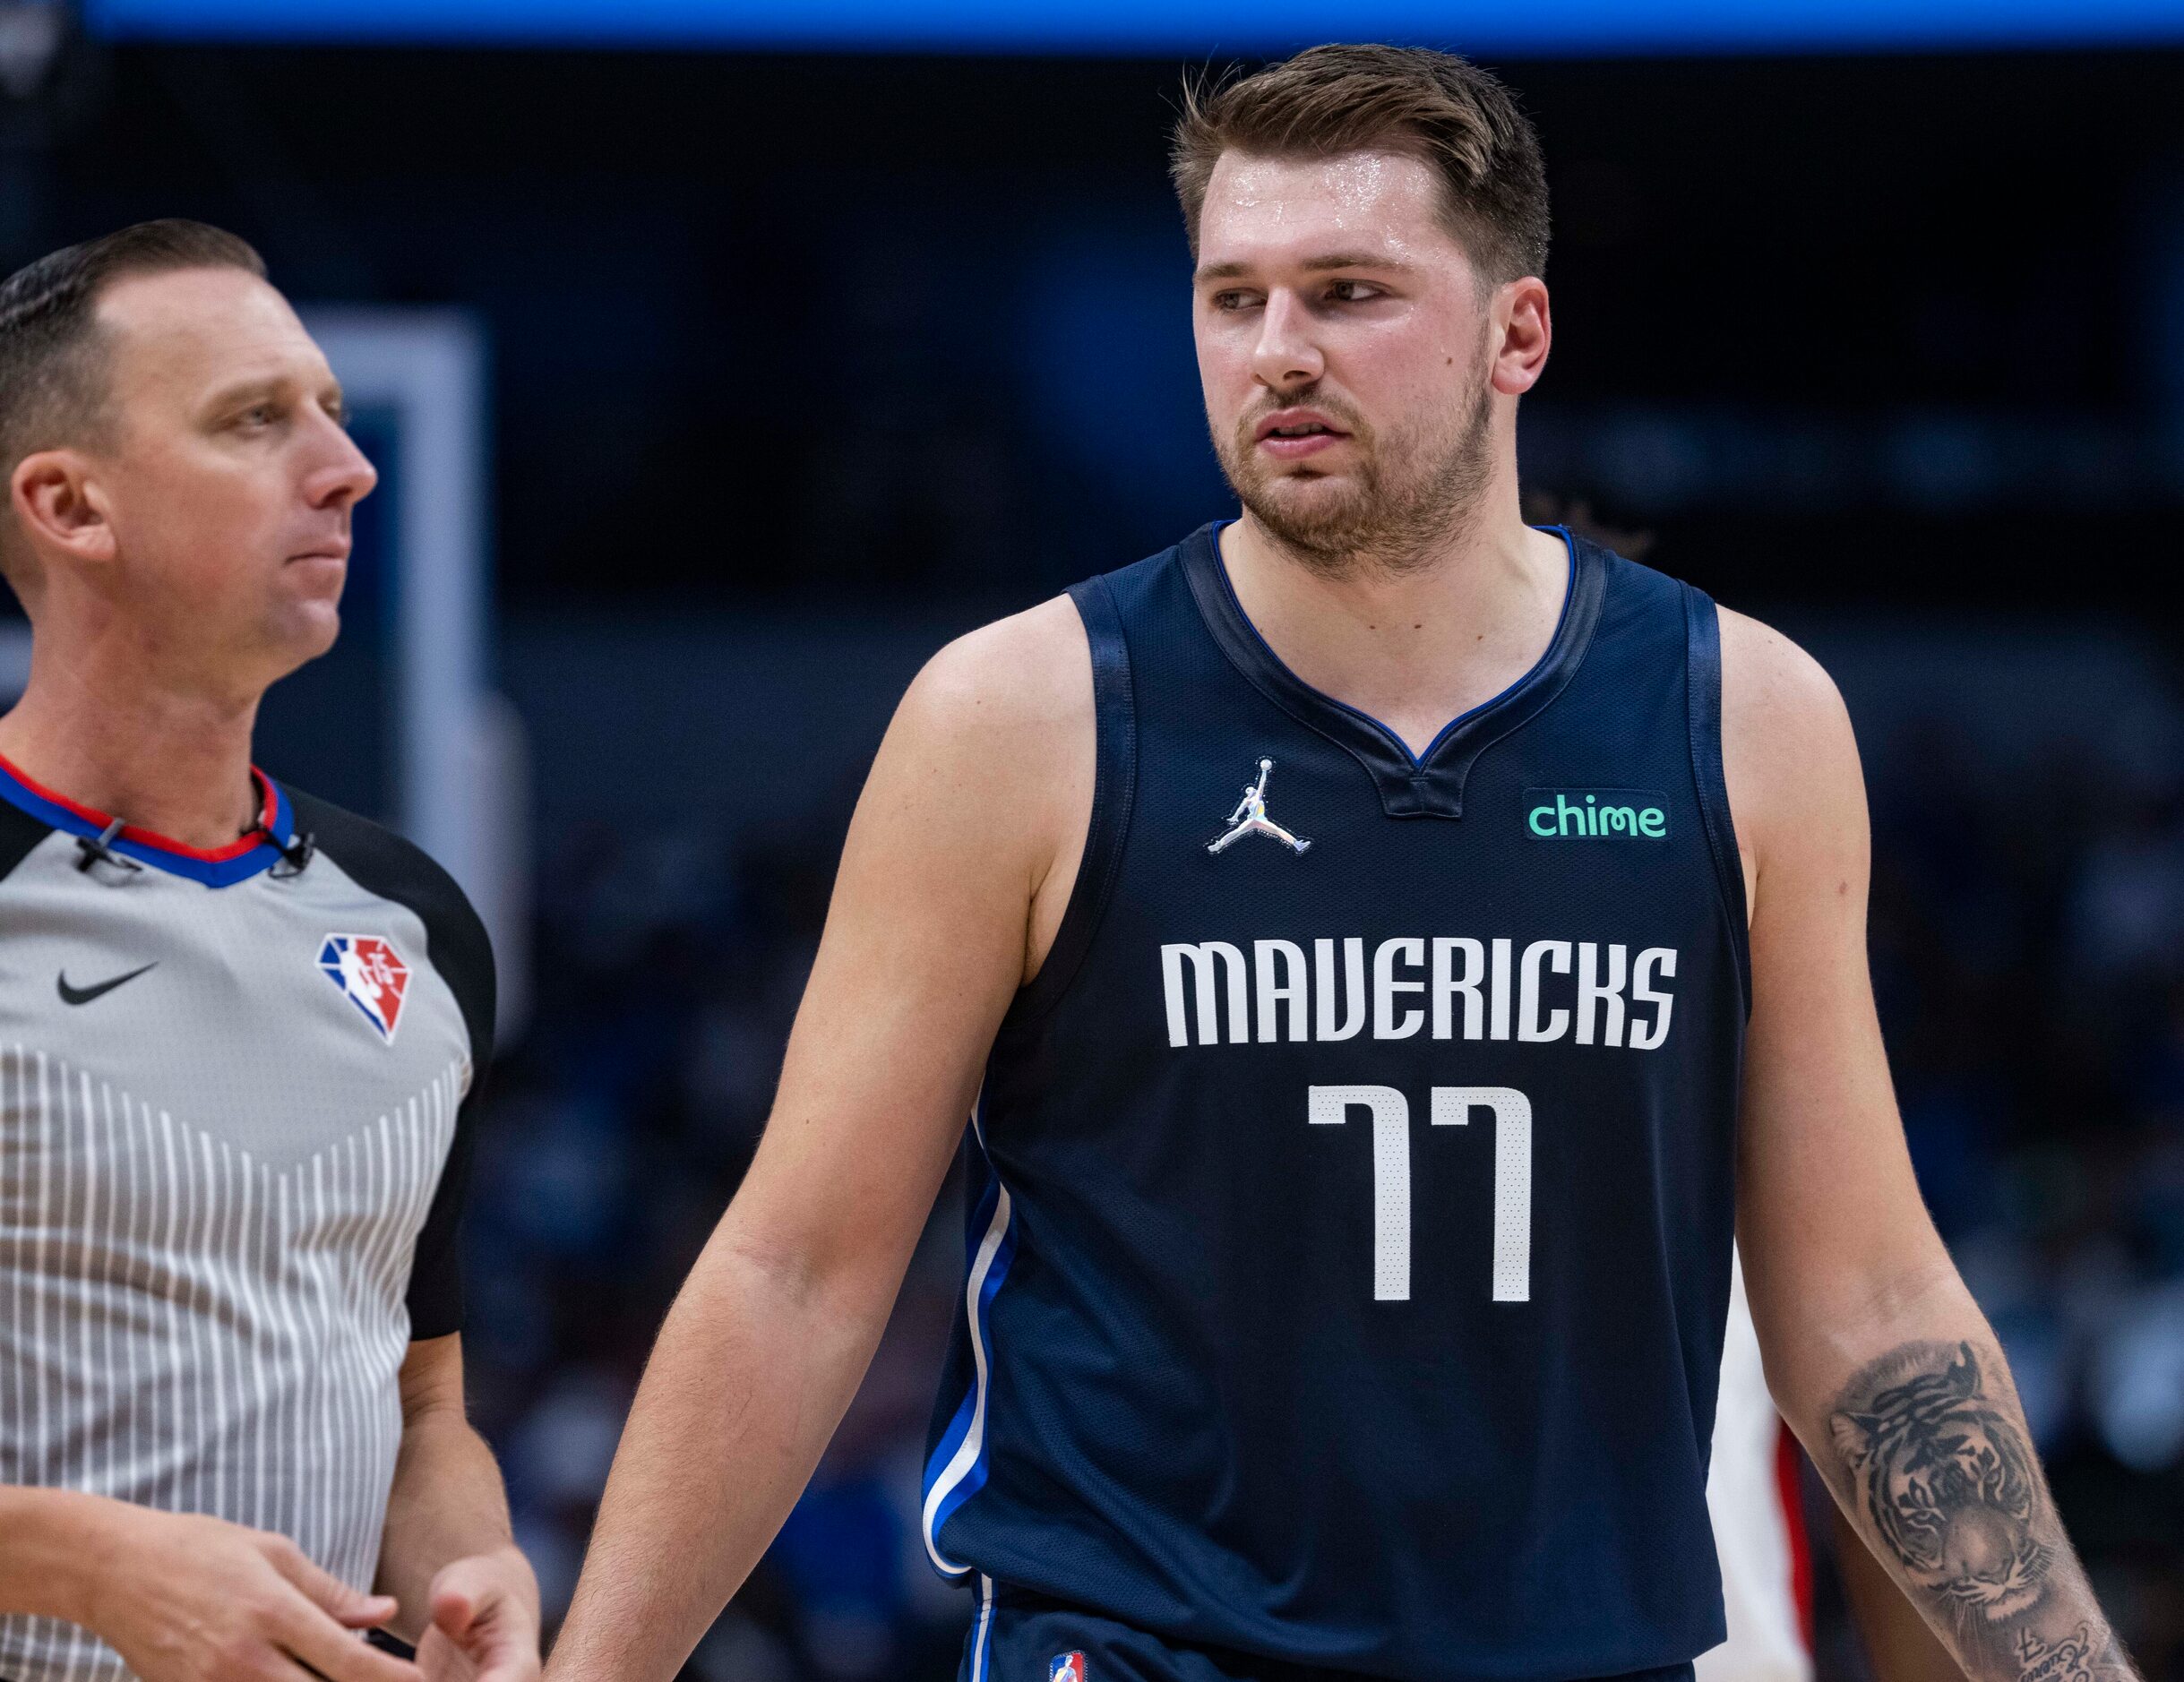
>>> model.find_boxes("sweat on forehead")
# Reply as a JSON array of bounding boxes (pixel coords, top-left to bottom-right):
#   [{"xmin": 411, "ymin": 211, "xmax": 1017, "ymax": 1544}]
[{"xmin": 1196, "ymin": 150, "xmax": 1468, "ymax": 267}]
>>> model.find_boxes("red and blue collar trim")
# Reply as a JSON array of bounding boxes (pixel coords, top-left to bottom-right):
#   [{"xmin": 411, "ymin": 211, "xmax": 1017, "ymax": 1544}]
[{"xmin": 0, "ymin": 751, "xmax": 296, "ymax": 888}]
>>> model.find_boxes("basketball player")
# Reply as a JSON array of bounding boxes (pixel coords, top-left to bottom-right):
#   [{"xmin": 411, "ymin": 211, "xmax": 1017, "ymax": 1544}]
[
  {"xmin": 547, "ymin": 47, "xmax": 2134, "ymax": 1682},
  {"xmin": 0, "ymin": 223, "xmax": 538, "ymax": 1682}
]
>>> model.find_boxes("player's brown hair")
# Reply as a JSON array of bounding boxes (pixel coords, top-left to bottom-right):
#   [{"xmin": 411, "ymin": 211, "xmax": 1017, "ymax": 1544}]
[
  {"xmin": 1170, "ymin": 44, "xmax": 1550, "ymax": 287},
  {"xmin": 0, "ymin": 219, "xmax": 266, "ymax": 587}
]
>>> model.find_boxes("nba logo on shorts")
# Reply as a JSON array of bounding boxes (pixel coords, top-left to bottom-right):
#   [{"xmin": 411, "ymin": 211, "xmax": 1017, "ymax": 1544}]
[
  {"xmin": 317, "ymin": 934, "xmax": 411, "ymax": 1043},
  {"xmin": 1048, "ymin": 1653, "xmax": 1086, "ymax": 1682}
]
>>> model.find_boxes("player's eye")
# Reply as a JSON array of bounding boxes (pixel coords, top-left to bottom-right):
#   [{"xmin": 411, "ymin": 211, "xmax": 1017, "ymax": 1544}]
[
  {"xmin": 1326, "ymin": 279, "xmax": 1382, "ymax": 304},
  {"xmin": 1210, "ymin": 290, "xmax": 1262, "ymax": 313}
]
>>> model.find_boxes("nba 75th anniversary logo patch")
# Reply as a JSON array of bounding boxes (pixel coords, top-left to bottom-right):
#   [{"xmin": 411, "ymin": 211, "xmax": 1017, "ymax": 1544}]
[{"xmin": 317, "ymin": 934, "xmax": 411, "ymax": 1043}]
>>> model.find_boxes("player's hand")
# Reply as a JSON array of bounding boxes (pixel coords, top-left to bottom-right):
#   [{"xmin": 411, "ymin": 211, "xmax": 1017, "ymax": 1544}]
[
  {"xmin": 414, "ymin": 1546, "xmax": 541, "ymax": 1682},
  {"xmin": 85, "ymin": 1506, "xmax": 421, "ymax": 1682}
]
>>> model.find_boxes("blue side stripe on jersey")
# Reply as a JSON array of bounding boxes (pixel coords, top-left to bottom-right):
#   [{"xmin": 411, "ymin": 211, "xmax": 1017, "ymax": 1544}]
[
  {"xmin": 925, "ymin": 1387, "xmax": 979, "ymax": 1514},
  {"xmin": 922, "ymin": 1171, "xmax": 1001, "ymax": 1490},
  {"xmin": 932, "ymin": 1218, "xmax": 1019, "ymax": 1526},
  {"xmin": 921, "ymin": 1110, "xmax": 1019, "ymax": 1577}
]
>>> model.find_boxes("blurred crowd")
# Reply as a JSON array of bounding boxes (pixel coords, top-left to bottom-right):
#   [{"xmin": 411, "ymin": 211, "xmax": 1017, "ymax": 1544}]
[
  {"xmin": 459, "ymin": 674, "xmax": 2184, "ymax": 1682},
  {"xmin": 1865, "ymin": 722, "xmax": 2184, "ymax": 1674}
]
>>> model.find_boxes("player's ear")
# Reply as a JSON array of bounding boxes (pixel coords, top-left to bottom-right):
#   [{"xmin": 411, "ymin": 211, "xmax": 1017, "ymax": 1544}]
[
  {"xmin": 13, "ymin": 449, "xmax": 119, "ymax": 571},
  {"xmin": 1490, "ymin": 276, "xmax": 1550, "ymax": 397}
]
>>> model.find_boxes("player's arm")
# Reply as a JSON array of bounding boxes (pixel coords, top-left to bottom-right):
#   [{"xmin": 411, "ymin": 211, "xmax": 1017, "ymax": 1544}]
[
  {"xmin": 1833, "ymin": 1506, "xmax": 1970, "ymax": 1682},
  {"xmin": 543, "ymin": 600, "xmax": 1094, "ymax": 1682},
  {"xmin": 1722, "ymin": 606, "xmax": 2139, "ymax": 1682},
  {"xmin": 375, "ymin": 1334, "xmax": 540, "ymax": 1680}
]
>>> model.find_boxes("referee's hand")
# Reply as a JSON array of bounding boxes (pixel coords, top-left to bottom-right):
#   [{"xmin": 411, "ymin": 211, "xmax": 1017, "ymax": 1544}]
[
  {"xmin": 415, "ymin": 1547, "xmax": 542, "ymax": 1682},
  {"xmin": 85, "ymin": 1506, "xmax": 422, "ymax": 1682}
]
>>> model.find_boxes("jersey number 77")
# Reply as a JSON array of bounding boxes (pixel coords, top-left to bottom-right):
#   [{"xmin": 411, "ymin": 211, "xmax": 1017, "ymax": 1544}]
[{"xmin": 1308, "ymin": 1085, "xmax": 1532, "ymax": 1303}]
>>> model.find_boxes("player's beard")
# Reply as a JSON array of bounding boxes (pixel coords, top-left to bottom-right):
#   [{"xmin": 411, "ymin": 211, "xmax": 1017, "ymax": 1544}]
[{"xmin": 1214, "ymin": 345, "xmax": 1498, "ymax": 581}]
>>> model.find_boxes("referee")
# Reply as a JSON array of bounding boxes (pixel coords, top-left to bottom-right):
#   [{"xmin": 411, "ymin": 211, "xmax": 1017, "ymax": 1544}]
[{"xmin": 0, "ymin": 223, "xmax": 538, "ymax": 1682}]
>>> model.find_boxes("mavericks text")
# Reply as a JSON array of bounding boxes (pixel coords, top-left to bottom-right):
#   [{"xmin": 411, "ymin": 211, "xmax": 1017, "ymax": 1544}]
[{"xmin": 1161, "ymin": 936, "xmax": 1680, "ymax": 1051}]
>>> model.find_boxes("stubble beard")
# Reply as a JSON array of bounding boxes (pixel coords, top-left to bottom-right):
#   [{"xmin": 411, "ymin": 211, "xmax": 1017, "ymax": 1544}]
[{"xmin": 1217, "ymin": 356, "xmax": 1499, "ymax": 583}]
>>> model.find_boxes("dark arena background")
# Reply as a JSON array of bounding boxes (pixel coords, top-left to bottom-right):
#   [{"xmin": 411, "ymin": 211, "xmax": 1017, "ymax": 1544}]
[{"xmin": 4, "ymin": 3, "xmax": 2184, "ymax": 1677}]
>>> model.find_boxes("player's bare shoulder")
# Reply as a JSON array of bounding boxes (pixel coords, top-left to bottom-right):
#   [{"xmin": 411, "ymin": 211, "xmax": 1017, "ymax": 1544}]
[
  {"xmin": 1715, "ymin": 604, "xmax": 1868, "ymax": 922},
  {"xmin": 890, "ymin": 595, "xmax": 1092, "ymax": 813},
  {"xmin": 861, "ymin": 595, "xmax": 1096, "ymax": 979},
  {"xmin": 901, "ymin": 594, "xmax": 1093, "ymax": 751}
]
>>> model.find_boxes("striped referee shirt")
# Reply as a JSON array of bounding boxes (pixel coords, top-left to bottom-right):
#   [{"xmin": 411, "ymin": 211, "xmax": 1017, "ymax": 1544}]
[{"xmin": 0, "ymin": 754, "xmax": 493, "ymax": 1682}]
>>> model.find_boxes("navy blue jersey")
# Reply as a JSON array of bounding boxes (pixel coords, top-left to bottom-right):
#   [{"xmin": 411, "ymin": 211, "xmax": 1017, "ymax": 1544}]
[{"xmin": 921, "ymin": 523, "xmax": 1750, "ymax": 1682}]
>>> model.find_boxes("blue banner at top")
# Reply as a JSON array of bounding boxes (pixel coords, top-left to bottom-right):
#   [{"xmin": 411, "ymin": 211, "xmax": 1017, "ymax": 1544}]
[{"xmin": 79, "ymin": 0, "xmax": 2184, "ymax": 53}]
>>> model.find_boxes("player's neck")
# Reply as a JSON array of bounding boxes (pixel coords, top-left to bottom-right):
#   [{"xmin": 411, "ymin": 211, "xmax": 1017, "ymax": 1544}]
[
  {"xmin": 0, "ymin": 627, "xmax": 265, "ymax": 853},
  {"xmin": 1220, "ymin": 494, "xmax": 1570, "ymax": 759}
]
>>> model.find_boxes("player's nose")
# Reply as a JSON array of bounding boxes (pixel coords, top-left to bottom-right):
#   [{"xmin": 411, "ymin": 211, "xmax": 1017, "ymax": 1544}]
[{"xmin": 1250, "ymin": 289, "xmax": 1325, "ymax": 390}]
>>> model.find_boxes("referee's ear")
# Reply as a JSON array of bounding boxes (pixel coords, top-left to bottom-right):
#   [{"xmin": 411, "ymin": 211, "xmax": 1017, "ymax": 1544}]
[{"xmin": 11, "ymin": 445, "xmax": 117, "ymax": 578}]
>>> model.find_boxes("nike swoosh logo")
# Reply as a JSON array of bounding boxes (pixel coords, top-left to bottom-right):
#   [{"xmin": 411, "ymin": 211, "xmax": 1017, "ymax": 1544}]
[{"xmin": 56, "ymin": 963, "xmax": 158, "ymax": 1006}]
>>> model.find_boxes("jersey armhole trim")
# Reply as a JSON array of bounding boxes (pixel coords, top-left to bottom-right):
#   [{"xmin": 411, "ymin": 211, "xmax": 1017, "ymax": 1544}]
[
  {"xmin": 1684, "ymin": 584, "xmax": 1752, "ymax": 1018},
  {"xmin": 1002, "ymin": 573, "xmax": 1139, "ymax": 1032}
]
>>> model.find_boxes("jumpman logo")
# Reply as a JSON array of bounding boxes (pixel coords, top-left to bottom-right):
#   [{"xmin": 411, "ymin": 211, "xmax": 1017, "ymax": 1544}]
[{"xmin": 1208, "ymin": 758, "xmax": 1311, "ymax": 856}]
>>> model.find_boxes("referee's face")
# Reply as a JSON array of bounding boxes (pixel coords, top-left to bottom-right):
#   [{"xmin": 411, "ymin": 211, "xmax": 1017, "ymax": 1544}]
[{"xmin": 90, "ymin": 266, "xmax": 378, "ymax": 693}]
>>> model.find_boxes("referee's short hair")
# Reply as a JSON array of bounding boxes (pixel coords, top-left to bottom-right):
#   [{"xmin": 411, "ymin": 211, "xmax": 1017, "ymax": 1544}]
[{"xmin": 0, "ymin": 219, "xmax": 266, "ymax": 588}]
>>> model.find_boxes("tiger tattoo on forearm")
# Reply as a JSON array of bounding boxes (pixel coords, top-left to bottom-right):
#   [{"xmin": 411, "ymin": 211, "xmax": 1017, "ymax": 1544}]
[{"xmin": 1825, "ymin": 1340, "xmax": 2139, "ymax": 1682}]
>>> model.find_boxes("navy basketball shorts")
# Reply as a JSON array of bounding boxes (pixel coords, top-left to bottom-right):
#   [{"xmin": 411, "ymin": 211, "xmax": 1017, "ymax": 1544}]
[{"xmin": 958, "ymin": 1584, "xmax": 1698, "ymax": 1682}]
